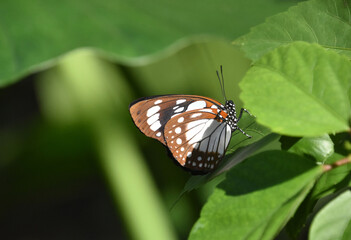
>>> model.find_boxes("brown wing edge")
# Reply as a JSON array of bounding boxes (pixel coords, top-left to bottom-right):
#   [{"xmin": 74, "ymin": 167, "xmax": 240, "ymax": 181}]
[
  {"xmin": 129, "ymin": 97, "xmax": 167, "ymax": 145},
  {"xmin": 129, "ymin": 94, "xmax": 224, "ymax": 109}
]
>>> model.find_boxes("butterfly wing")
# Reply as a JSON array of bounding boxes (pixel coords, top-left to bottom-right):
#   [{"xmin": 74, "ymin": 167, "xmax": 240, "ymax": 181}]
[
  {"xmin": 129, "ymin": 95, "xmax": 224, "ymax": 145},
  {"xmin": 164, "ymin": 109, "xmax": 232, "ymax": 173}
]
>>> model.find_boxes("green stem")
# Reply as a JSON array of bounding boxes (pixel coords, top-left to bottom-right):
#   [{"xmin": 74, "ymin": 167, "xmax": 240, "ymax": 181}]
[{"xmin": 38, "ymin": 49, "xmax": 177, "ymax": 240}]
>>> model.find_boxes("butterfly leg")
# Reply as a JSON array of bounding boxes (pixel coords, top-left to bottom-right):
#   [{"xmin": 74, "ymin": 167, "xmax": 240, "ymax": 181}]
[
  {"xmin": 238, "ymin": 108, "xmax": 253, "ymax": 122},
  {"xmin": 237, "ymin": 127, "xmax": 252, "ymax": 138}
]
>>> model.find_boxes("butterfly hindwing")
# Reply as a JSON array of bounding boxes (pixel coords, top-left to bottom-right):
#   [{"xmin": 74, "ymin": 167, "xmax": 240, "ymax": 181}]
[
  {"xmin": 164, "ymin": 109, "xmax": 232, "ymax": 173},
  {"xmin": 129, "ymin": 95, "xmax": 224, "ymax": 145}
]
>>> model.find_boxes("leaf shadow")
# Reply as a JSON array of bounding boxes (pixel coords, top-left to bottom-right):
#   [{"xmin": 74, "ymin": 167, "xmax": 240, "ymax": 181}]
[{"xmin": 217, "ymin": 150, "xmax": 317, "ymax": 197}]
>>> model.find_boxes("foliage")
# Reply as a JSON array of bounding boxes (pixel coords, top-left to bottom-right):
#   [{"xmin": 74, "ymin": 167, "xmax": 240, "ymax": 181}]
[
  {"xmin": 0, "ymin": 0, "xmax": 297, "ymax": 87},
  {"xmin": 1, "ymin": 0, "xmax": 351, "ymax": 239},
  {"xmin": 189, "ymin": 0, "xmax": 351, "ymax": 239}
]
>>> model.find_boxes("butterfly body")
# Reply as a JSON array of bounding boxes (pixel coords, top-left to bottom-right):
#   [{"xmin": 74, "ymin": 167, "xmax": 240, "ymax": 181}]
[{"xmin": 129, "ymin": 94, "xmax": 250, "ymax": 174}]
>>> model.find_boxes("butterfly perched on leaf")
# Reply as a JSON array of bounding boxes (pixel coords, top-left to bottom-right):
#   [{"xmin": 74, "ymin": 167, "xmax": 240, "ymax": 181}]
[{"xmin": 129, "ymin": 66, "xmax": 251, "ymax": 174}]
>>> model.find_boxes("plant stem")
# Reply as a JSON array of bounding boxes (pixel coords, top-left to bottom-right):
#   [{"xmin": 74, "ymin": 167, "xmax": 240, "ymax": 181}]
[
  {"xmin": 322, "ymin": 155, "xmax": 351, "ymax": 171},
  {"xmin": 37, "ymin": 49, "xmax": 177, "ymax": 240}
]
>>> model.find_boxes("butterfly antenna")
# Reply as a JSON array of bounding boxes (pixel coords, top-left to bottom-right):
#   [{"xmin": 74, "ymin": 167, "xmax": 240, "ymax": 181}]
[
  {"xmin": 216, "ymin": 70, "xmax": 223, "ymax": 94},
  {"xmin": 220, "ymin": 65, "xmax": 228, "ymax": 101},
  {"xmin": 216, "ymin": 65, "xmax": 227, "ymax": 102}
]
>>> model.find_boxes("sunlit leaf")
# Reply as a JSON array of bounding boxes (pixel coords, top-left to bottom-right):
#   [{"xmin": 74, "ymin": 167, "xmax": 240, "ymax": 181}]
[
  {"xmin": 189, "ymin": 150, "xmax": 323, "ymax": 240},
  {"xmin": 240, "ymin": 42, "xmax": 351, "ymax": 136},
  {"xmin": 234, "ymin": 0, "xmax": 351, "ymax": 61},
  {"xmin": 286, "ymin": 153, "xmax": 350, "ymax": 238},
  {"xmin": 310, "ymin": 190, "xmax": 351, "ymax": 240}
]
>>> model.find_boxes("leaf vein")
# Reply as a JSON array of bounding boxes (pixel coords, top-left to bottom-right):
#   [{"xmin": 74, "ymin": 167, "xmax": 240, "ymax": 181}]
[{"xmin": 301, "ymin": 15, "xmax": 319, "ymax": 43}]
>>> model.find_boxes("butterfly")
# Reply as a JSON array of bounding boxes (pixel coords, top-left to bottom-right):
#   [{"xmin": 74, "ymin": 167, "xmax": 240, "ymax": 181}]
[{"xmin": 129, "ymin": 66, "xmax": 251, "ymax": 174}]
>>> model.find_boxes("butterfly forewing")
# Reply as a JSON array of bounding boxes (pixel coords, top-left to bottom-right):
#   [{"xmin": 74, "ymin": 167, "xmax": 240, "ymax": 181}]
[{"xmin": 129, "ymin": 95, "xmax": 224, "ymax": 145}]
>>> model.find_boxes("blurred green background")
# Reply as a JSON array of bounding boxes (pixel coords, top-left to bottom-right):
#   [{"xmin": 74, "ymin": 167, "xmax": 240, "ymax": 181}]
[{"xmin": 0, "ymin": 1, "xmax": 300, "ymax": 239}]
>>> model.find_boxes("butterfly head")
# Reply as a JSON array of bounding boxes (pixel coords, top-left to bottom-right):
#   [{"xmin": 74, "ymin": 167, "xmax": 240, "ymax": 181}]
[{"xmin": 225, "ymin": 100, "xmax": 234, "ymax": 107}]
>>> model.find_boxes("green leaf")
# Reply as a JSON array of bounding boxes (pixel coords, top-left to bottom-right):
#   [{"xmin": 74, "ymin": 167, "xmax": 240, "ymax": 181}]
[
  {"xmin": 288, "ymin": 134, "xmax": 334, "ymax": 163},
  {"xmin": 226, "ymin": 117, "xmax": 273, "ymax": 155},
  {"xmin": 286, "ymin": 153, "xmax": 350, "ymax": 238},
  {"xmin": 240, "ymin": 42, "xmax": 351, "ymax": 137},
  {"xmin": 342, "ymin": 220, "xmax": 351, "ymax": 240},
  {"xmin": 182, "ymin": 133, "xmax": 278, "ymax": 194},
  {"xmin": 310, "ymin": 190, "xmax": 351, "ymax": 240},
  {"xmin": 311, "ymin": 153, "xmax": 351, "ymax": 200},
  {"xmin": 0, "ymin": 0, "xmax": 298, "ymax": 87},
  {"xmin": 189, "ymin": 150, "xmax": 323, "ymax": 240},
  {"xmin": 234, "ymin": 0, "xmax": 351, "ymax": 61}
]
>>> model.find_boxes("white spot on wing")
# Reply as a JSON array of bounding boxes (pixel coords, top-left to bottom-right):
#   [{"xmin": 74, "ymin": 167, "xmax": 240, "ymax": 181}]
[
  {"xmin": 178, "ymin": 117, "xmax": 184, "ymax": 123},
  {"xmin": 187, "ymin": 152, "xmax": 192, "ymax": 158},
  {"xmin": 147, "ymin": 113, "xmax": 160, "ymax": 125},
  {"xmin": 147, "ymin": 106, "xmax": 160, "ymax": 117},
  {"xmin": 150, "ymin": 121, "xmax": 161, "ymax": 131},
  {"xmin": 176, "ymin": 99, "xmax": 187, "ymax": 104},
  {"xmin": 176, "ymin": 138, "xmax": 182, "ymax": 145},
  {"xmin": 197, "ymin": 156, "xmax": 202, "ymax": 161},
  {"xmin": 191, "ymin": 113, "xmax": 202, "ymax": 118},
  {"xmin": 174, "ymin": 107, "xmax": 184, "ymax": 113},
  {"xmin": 187, "ymin": 101, "xmax": 206, "ymax": 111},
  {"xmin": 199, "ymin": 109, "xmax": 214, "ymax": 113},
  {"xmin": 154, "ymin": 99, "xmax": 162, "ymax": 104},
  {"xmin": 156, "ymin": 132, "xmax": 161, "ymax": 137},
  {"xmin": 175, "ymin": 127, "xmax": 181, "ymax": 134}
]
